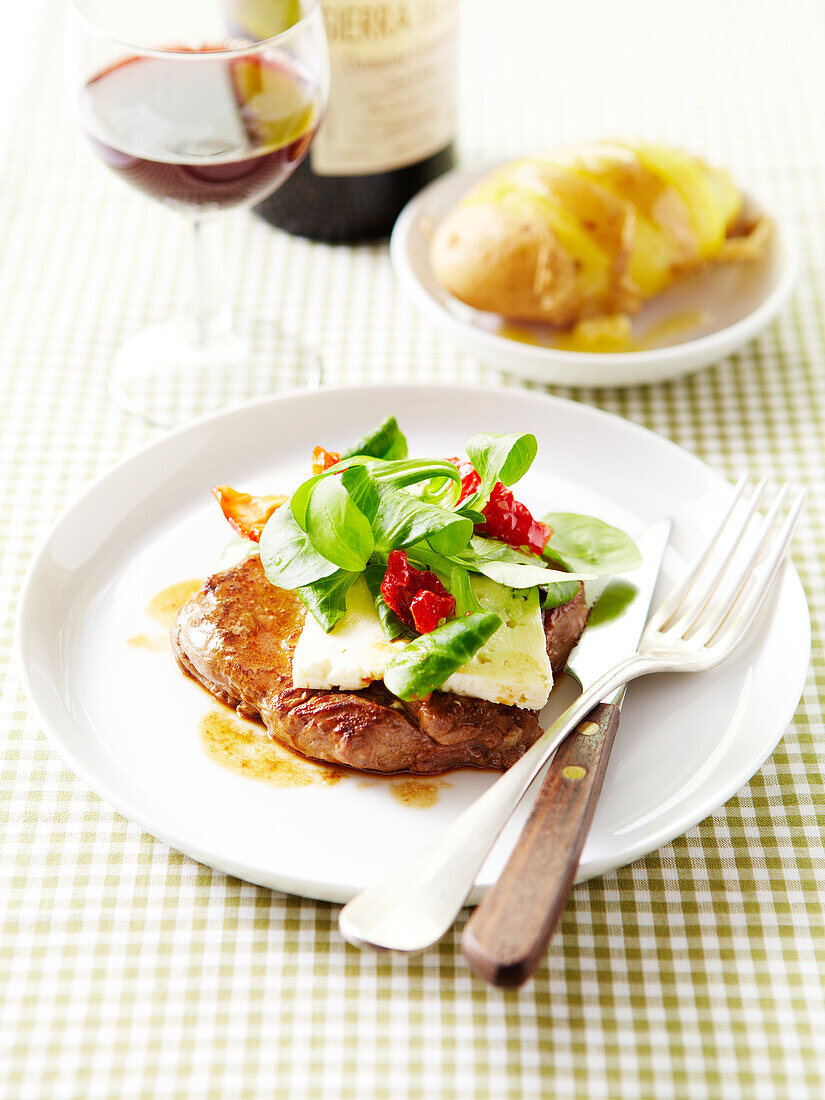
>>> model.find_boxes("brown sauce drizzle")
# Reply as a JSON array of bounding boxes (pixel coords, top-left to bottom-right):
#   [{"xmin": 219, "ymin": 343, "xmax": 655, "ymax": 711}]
[
  {"xmin": 145, "ymin": 579, "xmax": 205, "ymax": 629},
  {"xmin": 140, "ymin": 578, "xmax": 449, "ymax": 806},
  {"xmin": 389, "ymin": 778, "xmax": 451, "ymax": 809},
  {"xmin": 200, "ymin": 709, "xmax": 341, "ymax": 789},
  {"xmin": 127, "ymin": 632, "xmax": 166, "ymax": 652}
]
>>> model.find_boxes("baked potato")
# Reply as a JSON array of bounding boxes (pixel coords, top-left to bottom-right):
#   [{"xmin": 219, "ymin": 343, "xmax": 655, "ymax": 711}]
[{"xmin": 430, "ymin": 141, "xmax": 770, "ymax": 327}]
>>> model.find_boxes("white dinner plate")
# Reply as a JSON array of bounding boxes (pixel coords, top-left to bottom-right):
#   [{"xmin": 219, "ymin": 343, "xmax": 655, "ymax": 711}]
[
  {"xmin": 391, "ymin": 166, "xmax": 798, "ymax": 388},
  {"xmin": 17, "ymin": 385, "xmax": 810, "ymax": 904}
]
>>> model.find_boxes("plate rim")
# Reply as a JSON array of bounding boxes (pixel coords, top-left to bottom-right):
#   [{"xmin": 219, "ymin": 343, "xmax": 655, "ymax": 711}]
[
  {"xmin": 15, "ymin": 383, "xmax": 812, "ymax": 903},
  {"xmin": 390, "ymin": 163, "xmax": 799, "ymax": 372}
]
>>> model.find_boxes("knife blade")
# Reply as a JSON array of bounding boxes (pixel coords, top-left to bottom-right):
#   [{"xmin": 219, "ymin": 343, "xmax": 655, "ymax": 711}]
[
  {"xmin": 461, "ymin": 520, "xmax": 671, "ymax": 987},
  {"xmin": 570, "ymin": 519, "xmax": 673, "ymax": 698}
]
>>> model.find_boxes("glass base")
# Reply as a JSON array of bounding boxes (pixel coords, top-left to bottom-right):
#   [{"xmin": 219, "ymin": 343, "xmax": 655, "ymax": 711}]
[{"xmin": 110, "ymin": 314, "xmax": 323, "ymax": 427}]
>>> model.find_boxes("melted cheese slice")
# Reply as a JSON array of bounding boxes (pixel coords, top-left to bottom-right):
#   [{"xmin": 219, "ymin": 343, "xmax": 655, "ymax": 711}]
[
  {"xmin": 292, "ymin": 576, "xmax": 553, "ymax": 710},
  {"xmin": 440, "ymin": 577, "xmax": 553, "ymax": 709},
  {"xmin": 292, "ymin": 578, "xmax": 406, "ymax": 691}
]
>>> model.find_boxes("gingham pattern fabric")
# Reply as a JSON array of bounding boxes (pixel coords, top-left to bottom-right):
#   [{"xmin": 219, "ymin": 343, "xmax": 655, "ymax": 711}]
[{"xmin": 3, "ymin": 1, "xmax": 825, "ymax": 1097}]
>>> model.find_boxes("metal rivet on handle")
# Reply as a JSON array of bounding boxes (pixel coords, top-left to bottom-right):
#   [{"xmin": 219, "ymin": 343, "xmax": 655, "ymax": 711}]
[
  {"xmin": 562, "ymin": 765, "xmax": 587, "ymax": 780},
  {"xmin": 577, "ymin": 721, "xmax": 600, "ymax": 737}
]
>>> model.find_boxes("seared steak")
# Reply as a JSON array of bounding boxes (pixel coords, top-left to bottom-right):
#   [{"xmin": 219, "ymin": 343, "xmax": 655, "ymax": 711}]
[
  {"xmin": 544, "ymin": 588, "xmax": 589, "ymax": 669},
  {"xmin": 172, "ymin": 555, "xmax": 587, "ymax": 774}
]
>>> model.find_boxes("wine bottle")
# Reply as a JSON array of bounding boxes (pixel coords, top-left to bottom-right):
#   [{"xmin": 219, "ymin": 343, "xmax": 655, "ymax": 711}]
[{"xmin": 253, "ymin": 0, "xmax": 460, "ymax": 242}]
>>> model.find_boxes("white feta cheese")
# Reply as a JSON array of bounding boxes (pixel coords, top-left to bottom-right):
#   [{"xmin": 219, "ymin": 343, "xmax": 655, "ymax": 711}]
[
  {"xmin": 291, "ymin": 578, "xmax": 405, "ymax": 690},
  {"xmin": 292, "ymin": 573, "xmax": 553, "ymax": 710},
  {"xmin": 441, "ymin": 577, "xmax": 553, "ymax": 709}
]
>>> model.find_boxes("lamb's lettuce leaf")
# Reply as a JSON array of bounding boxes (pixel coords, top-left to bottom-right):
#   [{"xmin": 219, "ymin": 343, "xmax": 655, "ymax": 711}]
[
  {"xmin": 297, "ymin": 570, "xmax": 360, "ymax": 633},
  {"xmin": 383, "ymin": 612, "xmax": 502, "ymax": 701},
  {"xmin": 340, "ymin": 464, "xmax": 380, "ymax": 523},
  {"xmin": 448, "ymin": 565, "xmax": 482, "ymax": 616},
  {"xmin": 460, "ymin": 432, "xmax": 537, "ymax": 510},
  {"xmin": 404, "ymin": 541, "xmax": 458, "ymax": 580},
  {"xmin": 342, "ymin": 464, "xmax": 471, "ymax": 556},
  {"xmin": 260, "ymin": 419, "xmax": 640, "ymax": 641},
  {"xmin": 542, "ymin": 580, "xmax": 581, "ymax": 610},
  {"xmin": 543, "ymin": 513, "xmax": 641, "ymax": 575},
  {"xmin": 451, "ymin": 535, "xmax": 592, "ymax": 588},
  {"xmin": 303, "ymin": 476, "xmax": 374, "ymax": 571},
  {"xmin": 373, "ymin": 487, "xmax": 473, "ymax": 556},
  {"xmin": 342, "ymin": 416, "xmax": 407, "ymax": 461},
  {"xmin": 371, "ymin": 458, "xmax": 460, "ymax": 493},
  {"xmin": 259, "ymin": 505, "xmax": 339, "ymax": 589},
  {"xmin": 474, "ymin": 559, "xmax": 591, "ymax": 589}
]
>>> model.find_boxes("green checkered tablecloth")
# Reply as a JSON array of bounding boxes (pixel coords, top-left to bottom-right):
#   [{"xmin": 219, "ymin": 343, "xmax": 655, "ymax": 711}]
[{"xmin": 3, "ymin": 1, "xmax": 825, "ymax": 1097}]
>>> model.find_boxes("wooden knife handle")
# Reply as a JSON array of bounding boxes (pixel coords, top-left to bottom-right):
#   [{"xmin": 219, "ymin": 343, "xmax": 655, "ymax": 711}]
[{"xmin": 461, "ymin": 701, "xmax": 621, "ymax": 988}]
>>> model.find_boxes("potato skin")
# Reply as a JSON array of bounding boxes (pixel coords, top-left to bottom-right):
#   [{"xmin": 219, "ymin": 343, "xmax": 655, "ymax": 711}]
[
  {"xmin": 430, "ymin": 145, "xmax": 753, "ymax": 326},
  {"xmin": 430, "ymin": 203, "xmax": 588, "ymax": 326}
]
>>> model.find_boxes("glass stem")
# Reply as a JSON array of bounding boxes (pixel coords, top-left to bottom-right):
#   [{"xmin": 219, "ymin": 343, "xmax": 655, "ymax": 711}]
[{"xmin": 190, "ymin": 218, "xmax": 232, "ymax": 346}]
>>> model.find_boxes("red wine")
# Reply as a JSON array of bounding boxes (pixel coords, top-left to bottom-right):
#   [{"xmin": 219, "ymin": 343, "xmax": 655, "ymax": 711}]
[
  {"xmin": 80, "ymin": 50, "xmax": 318, "ymax": 212},
  {"xmin": 253, "ymin": 0, "xmax": 460, "ymax": 242}
]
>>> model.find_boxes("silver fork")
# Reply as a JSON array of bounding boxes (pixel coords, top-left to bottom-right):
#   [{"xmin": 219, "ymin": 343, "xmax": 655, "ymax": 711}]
[{"xmin": 339, "ymin": 480, "xmax": 806, "ymax": 954}]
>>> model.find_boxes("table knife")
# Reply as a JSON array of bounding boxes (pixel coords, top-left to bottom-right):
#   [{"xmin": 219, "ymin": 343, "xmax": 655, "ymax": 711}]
[
  {"xmin": 461, "ymin": 521, "xmax": 671, "ymax": 986},
  {"xmin": 339, "ymin": 521, "xmax": 670, "ymax": 955}
]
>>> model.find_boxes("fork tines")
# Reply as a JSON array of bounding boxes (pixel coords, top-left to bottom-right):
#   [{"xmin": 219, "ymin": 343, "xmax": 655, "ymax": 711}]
[{"xmin": 646, "ymin": 478, "xmax": 806, "ymax": 655}]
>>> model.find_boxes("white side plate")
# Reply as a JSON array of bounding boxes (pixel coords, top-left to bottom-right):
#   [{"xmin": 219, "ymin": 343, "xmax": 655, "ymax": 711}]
[
  {"xmin": 16, "ymin": 385, "xmax": 810, "ymax": 903},
  {"xmin": 391, "ymin": 167, "xmax": 798, "ymax": 388}
]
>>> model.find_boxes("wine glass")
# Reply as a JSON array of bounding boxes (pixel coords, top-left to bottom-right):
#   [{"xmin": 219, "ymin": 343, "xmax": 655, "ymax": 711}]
[{"xmin": 67, "ymin": 0, "xmax": 329, "ymax": 426}]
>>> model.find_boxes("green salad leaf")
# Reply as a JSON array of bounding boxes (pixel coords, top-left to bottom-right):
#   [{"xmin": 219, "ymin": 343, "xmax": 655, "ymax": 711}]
[
  {"xmin": 371, "ymin": 458, "xmax": 460, "ymax": 493},
  {"xmin": 373, "ymin": 486, "xmax": 473, "ymax": 556},
  {"xmin": 475, "ymin": 560, "xmax": 590, "ymax": 589},
  {"xmin": 337, "ymin": 464, "xmax": 471, "ymax": 557},
  {"xmin": 542, "ymin": 580, "xmax": 581, "ymax": 610},
  {"xmin": 452, "ymin": 535, "xmax": 592, "ymax": 588},
  {"xmin": 342, "ymin": 415, "xmax": 408, "ymax": 461},
  {"xmin": 258, "ymin": 418, "xmax": 640, "ymax": 647},
  {"xmin": 259, "ymin": 505, "xmax": 339, "ymax": 590},
  {"xmin": 463, "ymin": 535, "xmax": 537, "ymax": 565},
  {"xmin": 448, "ymin": 565, "xmax": 482, "ymax": 616},
  {"xmin": 304, "ymin": 476, "xmax": 374, "ymax": 571},
  {"xmin": 404, "ymin": 541, "xmax": 458, "ymax": 580},
  {"xmin": 543, "ymin": 513, "xmax": 642, "ymax": 575},
  {"xmin": 383, "ymin": 612, "xmax": 502, "ymax": 701},
  {"xmin": 297, "ymin": 570, "xmax": 360, "ymax": 633},
  {"xmin": 289, "ymin": 471, "xmax": 324, "ymax": 529},
  {"xmin": 416, "ymin": 470, "xmax": 465, "ymax": 508},
  {"xmin": 462, "ymin": 432, "xmax": 537, "ymax": 509},
  {"xmin": 340, "ymin": 464, "xmax": 380, "ymax": 523}
]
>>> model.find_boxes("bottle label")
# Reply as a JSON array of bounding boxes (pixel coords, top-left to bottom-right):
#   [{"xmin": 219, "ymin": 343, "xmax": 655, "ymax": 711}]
[{"xmin": 310, "ymin": 0, "xmax": 459, "ymax": 177}]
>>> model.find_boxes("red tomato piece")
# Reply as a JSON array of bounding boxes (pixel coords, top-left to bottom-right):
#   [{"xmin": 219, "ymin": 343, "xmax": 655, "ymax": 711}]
[
  {"xmin": 212, "ymin": 486, "xmax": 287, "ymax": 543},
  {"xmin": 312, "ymin": 446, "xmax": 341, "ymax": 475},
  {"xmin": 380, "ymin": 549, "xmax": 456, "ymax": 633},
  {"xmin": 477, "ymin": 482, "xmax": 553, "ymax": 555},
  {"xmin": 448, "ymin": 456, "xmax": 481, "ymax": 503},
  {"xmin": 409, "ymin": 589, "xmax": 454, "ymax": 633},
  {"xmin": 447, "ymin": 458, "xmax": 552, "ymax": 555}
]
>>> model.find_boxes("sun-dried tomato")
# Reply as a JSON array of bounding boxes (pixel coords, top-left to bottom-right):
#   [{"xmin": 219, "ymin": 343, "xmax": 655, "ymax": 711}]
[
  {"xmin": 477, "ymin": 482, "xmax": 553, "ymax": 555},
  {"xmin": 312, "ymin": 446, "xmax": 341, "ymax": 475},
  {"xmin": 449, "ymin": 456, "xmax": 481, "ymax": 503},
  {"xmin": 408, "ymin": 589, "xmax": 454, "ymax": 634},
  {"xmin": 212, "ymin": 486, "xmax": 287, "ymax": 542},
  {"xmin": 448, "ymin": 458, "xmax": 552, "ymax": 555},
  {"xmin": 380, "ymin": 550, "xmax": 456, "ymax": 634}
]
